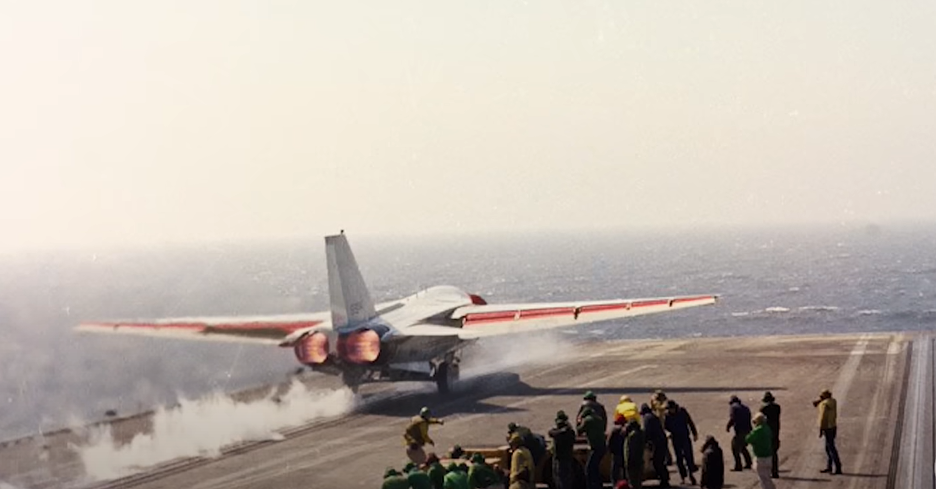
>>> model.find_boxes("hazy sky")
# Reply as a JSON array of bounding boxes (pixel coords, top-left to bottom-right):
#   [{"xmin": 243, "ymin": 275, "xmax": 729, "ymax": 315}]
[{"xmin": 2, "ymin": 1, "xmax": 935, "ymax": 251}]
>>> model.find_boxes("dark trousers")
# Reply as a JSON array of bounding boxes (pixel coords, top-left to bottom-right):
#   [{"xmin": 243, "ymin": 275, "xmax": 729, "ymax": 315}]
[
  {"xmin": 771, "ymin": 437, "xmax": 780, "ymax": 477},
  {"xmin": 672, "ymin": 436, "xmax": 697, "ymax": 478},
  {"xmin": 611, "ymin": 453, "xmax": 624, "ymax": 486},
  {"xmin": 652, "ymin": 443, "xmax": 670, "ymax": 486},
  {"xmin": 626, "ymin": 464, "xmax": 644, "ymax": 489},
  {"xmin": 731, "ymin": 433, "xmax": 753, "ymax": 469},
  {"xmin": 552, "ymin": 458, "xmax": 574, "ymax": 489},
  {"xmin": 586, "ymin": 445, "xmax": 606, "ymax": 489},
  {"xmin": 822, "ymin": 428, "xmax": 842, "ymax": 471}
]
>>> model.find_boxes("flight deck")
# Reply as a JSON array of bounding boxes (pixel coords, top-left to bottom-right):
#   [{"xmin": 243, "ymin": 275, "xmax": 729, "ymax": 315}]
[{"xmin": 1, "ymin": 332, "xmax": 931, "ymax": 489}]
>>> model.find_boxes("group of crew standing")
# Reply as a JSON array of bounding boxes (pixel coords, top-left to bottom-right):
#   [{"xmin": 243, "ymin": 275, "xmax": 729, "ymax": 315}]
[{"xmin": 389, "ymin": 388, "xmax": 843, "ymax": 489}]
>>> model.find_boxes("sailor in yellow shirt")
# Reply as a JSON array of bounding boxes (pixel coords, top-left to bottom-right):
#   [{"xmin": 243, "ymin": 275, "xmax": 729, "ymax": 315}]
[
  {"xmin": 614, "ymin": 395, "xmax": 640, "ymax": 424},
  {"xmin": 508, "ymin": 433, "xmax": 535, "ymax": 489},
  {"xmin": 404, "ymin": 407, "xmax": 445, "ymax": 465},
  {"xmin": 813, "ymin": 389, "xmax": 842, "ymax": 474}
]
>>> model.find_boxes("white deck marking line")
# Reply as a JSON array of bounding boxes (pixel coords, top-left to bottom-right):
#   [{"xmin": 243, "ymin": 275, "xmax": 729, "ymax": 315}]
[{"xmin": 849, "ymin": 337, "xmax": 898, "ymax": 489}]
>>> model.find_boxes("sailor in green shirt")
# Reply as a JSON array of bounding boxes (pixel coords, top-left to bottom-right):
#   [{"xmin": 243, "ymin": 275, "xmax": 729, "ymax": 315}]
[
  {"xmin": 444, "ymin": 462, "xmax": 470, "ymax": 489},
  {"xmin": 577, "ymin": 407, "xmax": 607, "ymax": 489},
  {"xmin": 745, "ymin": 413, "xmax": 776, "ymax": 489},
  {"xmin": 468, "ymin": 452, "xmax": 502, "ymax": 489},
  {"xmin": 406, "ymin": 462, "xmax": 433, "ymax": 489},
  {"xmin": 427, "ymin": 457, "xmax": 447, "ymax": 489},
  {"xmin": 382, "ymin": 468, "xmax": 411, "ymax": 489}
]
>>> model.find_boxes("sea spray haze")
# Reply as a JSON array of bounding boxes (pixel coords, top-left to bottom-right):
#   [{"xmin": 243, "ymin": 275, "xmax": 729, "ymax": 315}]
[{"xmin": 1, "ymin": 225, "xmax": 935, "ymax": 441}]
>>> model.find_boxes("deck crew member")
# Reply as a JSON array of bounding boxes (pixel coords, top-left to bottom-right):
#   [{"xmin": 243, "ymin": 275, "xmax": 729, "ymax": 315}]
[
  {"xmin": 664, "ymin": 400, "xmax": 699, "ymax": 486},
  {"xmin": 405, "ymin": 407, "xmax": 445, "ymax": 464},
  {"xmin": 608, "ymin": 417, "xmax": 627, "ymax": 486},
  {"xmin": 444, "ymin": 462, "xmax": 470, "ymax": 489},
  {"xmin": 548, "ymin": 411, "xmax": 576, "ymax": 489},
  {"xmin": 624, "ymin": 418, "xmax": 646, "ymax": 489},
  {"xmin": 578, "ymin": 406, "xmax": 607, "ymax": 489},
  {"xmin": 508, "ymin": 433, "xmax": 535, "ymax": 489},
  {"xmin": 615, "ymin": 395, "xmax": 640, "ymax": 425},
  {"xmin": 759, "ymin": 391, "xmax": 781, "ymax": 479},
  {"xmin": 813, "ymin": 389, "xmax": 842, "ymax": 475},
  {"xmin": 468, "ymin": 452, "xmax": 502, "ymax": 489},
  {"xmin": 577, "ymin": 391, "xmax": 608, "ymax": 432},
  {"xmin": 726, "ymin": 396, "xmax": 753, "ymax": 471},
  {"xmin": 746, "ymin": 413, "xmax": 776, "ymax": 489},
  {"xmin": 699, "ymin": 436, "xmax": 724, "ymax": 489},
  {"xmin": 642, "ymin": 403, "xmax": 671, "ymax": 488},
  {"xmin": 650, "ymin": 390, "xmax": 673, "ymax": 465},
  {"xmin": 382, "ymin": 468, "xmax": 411, "ymax": 489}
]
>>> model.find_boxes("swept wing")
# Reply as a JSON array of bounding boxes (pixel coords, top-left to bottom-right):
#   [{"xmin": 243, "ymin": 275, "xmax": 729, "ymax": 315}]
[{"xmin": 446, "ymin": 294, "xmax": 717, "ymax": 338}]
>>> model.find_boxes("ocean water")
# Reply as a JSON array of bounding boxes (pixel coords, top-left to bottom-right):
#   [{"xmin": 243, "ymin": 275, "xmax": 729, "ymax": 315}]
[{"xmin": 1, "ymin": 225, "xmax": 935, "ymax": 440}]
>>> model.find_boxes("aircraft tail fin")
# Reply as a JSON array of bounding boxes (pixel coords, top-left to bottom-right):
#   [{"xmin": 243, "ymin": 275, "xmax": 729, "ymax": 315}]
[{"xmin": 325, "ymin": 232, "xmax": 377, "ymax": 329}]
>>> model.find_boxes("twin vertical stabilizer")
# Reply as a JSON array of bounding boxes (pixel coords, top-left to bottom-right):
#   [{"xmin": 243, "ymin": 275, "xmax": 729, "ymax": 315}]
[{"xmin": 325, "ymin": 233, "xmax": 377, "ymax": 329}]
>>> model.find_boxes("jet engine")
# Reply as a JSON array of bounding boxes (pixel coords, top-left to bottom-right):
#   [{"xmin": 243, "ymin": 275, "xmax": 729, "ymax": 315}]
[
  {"xmin": 337, "ymin": 329, "xmax": 381, "ymax": 364},
  {"xmin": 294, "ymin": 331, "xmax": 329, "ymax": 365}
]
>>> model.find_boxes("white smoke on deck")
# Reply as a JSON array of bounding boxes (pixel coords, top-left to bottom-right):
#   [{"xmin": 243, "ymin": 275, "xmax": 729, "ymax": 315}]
[
  {"xmin": 75, "ymin": 381, "xmax": 354, "ymax": 481},
  {"xmin": 460, "ymin": 332, "xmax": 574, "ymax": 378}
]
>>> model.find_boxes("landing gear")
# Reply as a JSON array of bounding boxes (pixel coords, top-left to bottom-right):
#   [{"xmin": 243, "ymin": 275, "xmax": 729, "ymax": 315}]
[
  {"xmin": 342, "ymin": 370, "xmax": 362, "ymax": 394},
  {"xmin": 434, "ymin": 356, "xmax": 460, "ymax": 394}
]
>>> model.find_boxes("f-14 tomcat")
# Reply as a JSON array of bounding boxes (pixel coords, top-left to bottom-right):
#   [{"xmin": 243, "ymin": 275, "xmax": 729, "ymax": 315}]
[{"xmin": 77, "ymin": 233, "xmax": 718, "ymax": 393}]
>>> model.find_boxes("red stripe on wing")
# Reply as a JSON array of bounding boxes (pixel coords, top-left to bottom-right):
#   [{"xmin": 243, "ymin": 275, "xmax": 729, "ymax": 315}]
[
  {"xmin": 518, "ymin": 307, "xmax": 575, "ymax": 319},
  {"xmin": 578, "ymin": 303, "xmax": 631, "ymax": 314},
  {"xmin": 463, "ymin": 311, "xmax": 517, "ymax": 326}
]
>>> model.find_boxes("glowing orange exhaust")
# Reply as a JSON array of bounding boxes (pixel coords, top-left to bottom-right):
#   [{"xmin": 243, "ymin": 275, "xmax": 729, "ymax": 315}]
[
  {"xmin": 338, "ymin": 329, "xmax": 381, "ymax": 364},
  {"xmin": 294, "ymin": 332, "xmax": 329, "ymax": 365}
]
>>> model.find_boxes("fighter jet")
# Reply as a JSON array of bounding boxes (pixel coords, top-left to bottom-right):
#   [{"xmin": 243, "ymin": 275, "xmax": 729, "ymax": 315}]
[{"xmin": 76, "ymin": 233, "xmax": 718, "ymax": 393}]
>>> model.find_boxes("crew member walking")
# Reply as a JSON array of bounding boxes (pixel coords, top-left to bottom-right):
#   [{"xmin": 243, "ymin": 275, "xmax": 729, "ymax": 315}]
[
  {"xmin": 760, "ymin": 391, "xmax": 781, "ymax": 479},
  {"xmin": 814, "ymin": 389, "xmax": 842, "ymax": 474},
  {"xmin": 404, "ymin": 407, "xmax": 445, "ymax": 464},
  {"xmin": 726, "ymin": 395, "xmax": 753, "ymax": 471},
  {"xmin": 664, "ymin": 400, "xmax": 698, "ymax": 485}
]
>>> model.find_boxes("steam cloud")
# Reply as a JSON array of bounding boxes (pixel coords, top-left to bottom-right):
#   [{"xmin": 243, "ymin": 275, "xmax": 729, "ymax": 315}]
[
  {"xmin": 75, "ymin": 381, "xmax": 354, "ymax": 481},
  {"xmin": 460, "ymin": 331, "xmax": 573, "ymax": 378}
]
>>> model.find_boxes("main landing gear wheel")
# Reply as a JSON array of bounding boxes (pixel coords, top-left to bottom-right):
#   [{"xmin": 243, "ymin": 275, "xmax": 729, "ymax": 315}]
[{"xmin": 435, "ymin": 361, "xmax": 460, "ymax": 395}]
